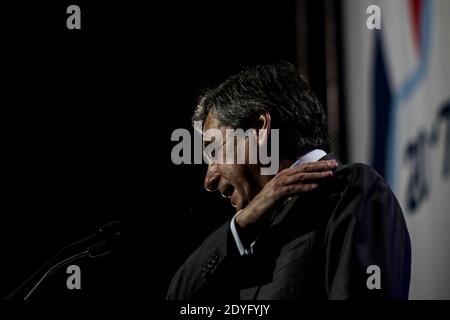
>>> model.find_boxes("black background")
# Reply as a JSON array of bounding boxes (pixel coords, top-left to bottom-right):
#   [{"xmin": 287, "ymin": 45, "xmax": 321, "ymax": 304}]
[{"xmin": 1, "ymin": 0, "xmax": 331, "ymax": 305}]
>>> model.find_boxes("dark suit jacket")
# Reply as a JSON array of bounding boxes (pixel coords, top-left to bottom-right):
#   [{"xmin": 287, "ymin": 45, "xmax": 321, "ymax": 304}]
[{"xmin": 167, "ymin": 157, "xmax": 411, "ymax": 299}]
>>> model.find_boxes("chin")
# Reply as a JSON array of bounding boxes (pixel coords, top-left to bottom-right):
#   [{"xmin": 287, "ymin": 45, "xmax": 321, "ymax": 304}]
[
  {"xmin": 234, "ymin": 200, "xmax": 248, "ymax": 212},
  {"xmin": 231, "ymin": 190, "xmax": 249, "ymax": 211}
]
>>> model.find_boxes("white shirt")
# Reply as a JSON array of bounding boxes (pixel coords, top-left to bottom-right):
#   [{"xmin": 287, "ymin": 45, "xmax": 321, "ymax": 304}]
[{"xmin": 230, "ymin": 149, "xmax": 327, "ymax": 256}]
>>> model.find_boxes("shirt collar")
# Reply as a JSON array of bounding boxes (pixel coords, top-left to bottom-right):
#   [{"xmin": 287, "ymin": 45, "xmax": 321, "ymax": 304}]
[{"xmin": 290, "ymin": 149, "xmax": 327, "ymax": 168}]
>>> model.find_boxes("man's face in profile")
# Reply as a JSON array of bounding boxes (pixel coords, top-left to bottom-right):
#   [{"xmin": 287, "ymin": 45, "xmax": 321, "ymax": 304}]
[{"xmin": 202, "ymin": 112, "xmax": 265, "ymax": 211}]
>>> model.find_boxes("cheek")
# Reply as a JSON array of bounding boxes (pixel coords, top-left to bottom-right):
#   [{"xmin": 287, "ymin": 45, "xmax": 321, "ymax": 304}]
[
  {"xmin": 220, "ymin": 163, "xmax": 261, "ymax": 199},
  {"xmin": 221, "ymin": 164, "xmax": 246, "ymax": 184},
  {"xmin": 236, "ymin": 165, "xmax": 262, "ymax": 201}
]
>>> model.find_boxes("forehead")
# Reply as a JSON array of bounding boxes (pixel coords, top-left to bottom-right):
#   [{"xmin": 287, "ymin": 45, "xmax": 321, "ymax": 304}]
[
  {"xmin": 204, "ymin": 112, "xmax": 221, "ymax": 131},
  {"xmin": 202, "ymin": 113, "xmax": 228, "ymax": 143}
]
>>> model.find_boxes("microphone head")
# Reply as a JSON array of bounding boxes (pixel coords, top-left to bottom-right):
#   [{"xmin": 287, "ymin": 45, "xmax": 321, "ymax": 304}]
[{"xmin": 97, "ymin": 221, "xmax": 121, "ymax": 240}]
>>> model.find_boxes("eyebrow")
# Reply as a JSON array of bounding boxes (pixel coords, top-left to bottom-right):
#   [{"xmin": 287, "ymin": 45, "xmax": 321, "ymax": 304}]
[{"xmin": 203, "ymin": 137, "xmax": 216, "ymax": 148}]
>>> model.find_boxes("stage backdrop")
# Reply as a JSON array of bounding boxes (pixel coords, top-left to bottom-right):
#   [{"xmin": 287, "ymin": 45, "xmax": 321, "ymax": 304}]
[{"xmin": 342, "ymin": 0, "xmax": 450, "ymax": 299}]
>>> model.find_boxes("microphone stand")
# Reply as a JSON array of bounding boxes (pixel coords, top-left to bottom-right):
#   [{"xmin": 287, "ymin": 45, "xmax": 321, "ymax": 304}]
[
  {"xmin": 5, "ymin": 221, "xmax": 121, "ymax": 301},
  {"xmin": 23, "ymin": 250, "xmax": 89, "ymax": 301}
]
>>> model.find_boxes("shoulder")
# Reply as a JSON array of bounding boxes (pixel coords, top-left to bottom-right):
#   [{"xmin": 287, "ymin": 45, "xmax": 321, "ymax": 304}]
[
  {"xmin": 323, "ymin": 162, "xmax": 403, "ymax": 221},
  {"xmin": 332, "ymin": 162, "xmax": 390, "ymax": 192},
  {"xmin": 336, "ymin": 162, "xmax": 382, "ymax": 179}
]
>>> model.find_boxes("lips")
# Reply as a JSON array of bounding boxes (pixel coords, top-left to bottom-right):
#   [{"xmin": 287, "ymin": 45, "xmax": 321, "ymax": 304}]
[
  {"xmin": 220, "ymin": 184, "xmax": 234, "ymax": 199},
  {"xmin": 219, "ymin": 183, "xmax": 239, "ymax": 209}
]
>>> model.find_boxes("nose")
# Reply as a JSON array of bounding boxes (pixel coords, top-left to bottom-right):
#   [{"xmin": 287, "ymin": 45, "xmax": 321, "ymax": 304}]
[{"xmin": 204, "ymin": 164, "xmax": 220, "ymax": 192}]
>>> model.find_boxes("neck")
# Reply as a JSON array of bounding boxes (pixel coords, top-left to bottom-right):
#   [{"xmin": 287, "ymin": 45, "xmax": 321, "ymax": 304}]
[{"xmin": 258, "ymin": 158, "xmax": 293, "ymax": 187}]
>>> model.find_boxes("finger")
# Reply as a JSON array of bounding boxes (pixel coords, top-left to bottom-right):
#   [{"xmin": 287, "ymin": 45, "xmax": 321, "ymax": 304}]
[
  {"xmin": 283, "ymin": 183, "xmax": 319, "ymax": 195},
  {"xmin": 284, "ymin": 170, "xmax": 333, "ymax": 184},
  {"xmin": 278, "ymin": 160, "xmax": 337, "ymax": 177},
  {"xmin": 292, "ymin": 160, "xmax": 337, "ymax": 174}
]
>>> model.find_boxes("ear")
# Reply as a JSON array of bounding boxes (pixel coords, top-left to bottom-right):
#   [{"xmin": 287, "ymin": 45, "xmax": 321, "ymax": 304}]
[{"xmin": 257, "ymin": 112, "xmax": 271, "ymax": 146}]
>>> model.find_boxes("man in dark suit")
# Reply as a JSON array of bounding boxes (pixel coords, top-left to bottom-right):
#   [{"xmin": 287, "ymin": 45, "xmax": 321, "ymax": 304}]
[{"xmin": 167, "ymin": 62, "xmax": 411, "ymax": 300}]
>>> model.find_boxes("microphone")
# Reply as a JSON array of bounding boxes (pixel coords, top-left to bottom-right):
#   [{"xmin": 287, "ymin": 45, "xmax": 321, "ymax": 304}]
[
  {"xmin": 5, "ymin": 221, "xmax": 122, "ymax": 301},
  {"xmin": 97, "ymin": 220, "xmax": 122, "ymax": 241}
]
